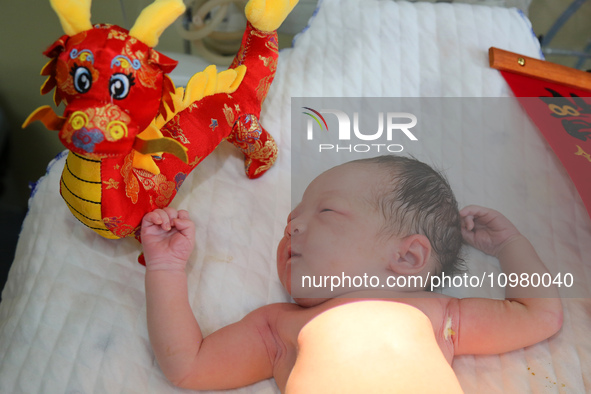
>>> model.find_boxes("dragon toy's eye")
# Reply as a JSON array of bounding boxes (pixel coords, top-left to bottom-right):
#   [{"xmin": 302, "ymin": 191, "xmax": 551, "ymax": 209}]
[
  {"xmin": 109, "ymin": 73, "xmax": 135, "ymax": 100},
  {"xmin": 70, "ymin": 64, "xmax": 92, "ymax": 94}
]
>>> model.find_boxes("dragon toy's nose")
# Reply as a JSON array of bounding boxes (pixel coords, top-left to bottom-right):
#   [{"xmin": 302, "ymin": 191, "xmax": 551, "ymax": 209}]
[
  {"xmin": 70, "ymin": 110, "xmax": 129, "ymax": 142},
  {"xmin": 61, "ymin": 103, "xmax": 136, "ymax": 157}
]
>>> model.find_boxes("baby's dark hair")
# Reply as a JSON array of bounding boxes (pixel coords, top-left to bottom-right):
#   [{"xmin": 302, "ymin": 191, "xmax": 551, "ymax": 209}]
[{"xmin": 350, "ymin": 155, "xmax": 465, "ymax": 284}]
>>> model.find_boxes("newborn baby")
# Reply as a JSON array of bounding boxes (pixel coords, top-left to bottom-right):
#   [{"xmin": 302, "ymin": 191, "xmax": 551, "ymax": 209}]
[{"xmin": 142, "ymin": 155, "xmax": 562, "ymax": 393}]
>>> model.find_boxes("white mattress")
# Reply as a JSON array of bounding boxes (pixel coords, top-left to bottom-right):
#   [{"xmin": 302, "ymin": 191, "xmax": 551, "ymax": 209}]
[{"xmin": 1, "ymin": 0, "xmax": 590, "ymax": 393}]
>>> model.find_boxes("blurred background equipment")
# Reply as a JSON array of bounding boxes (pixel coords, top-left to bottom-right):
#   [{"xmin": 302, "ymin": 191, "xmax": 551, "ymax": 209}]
[
  {"xmin": 177, "ymin": 0, "xmax": 249, "ymax": 65},
  {"xmin": 537, "ymin": 0, "xmax": 591, "ymax": 70}
]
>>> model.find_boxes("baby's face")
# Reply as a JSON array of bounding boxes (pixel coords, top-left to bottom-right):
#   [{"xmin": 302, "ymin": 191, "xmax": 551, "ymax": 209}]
[{"xmin": 277, "ymin": 164, "xmax": 400, "ymax": 305}]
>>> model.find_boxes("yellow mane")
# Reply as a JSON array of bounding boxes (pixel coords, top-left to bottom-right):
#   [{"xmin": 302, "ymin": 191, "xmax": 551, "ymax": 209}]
[{"xmin": 132, "ymin": 64, "xmax": 246, "ymax": 174}]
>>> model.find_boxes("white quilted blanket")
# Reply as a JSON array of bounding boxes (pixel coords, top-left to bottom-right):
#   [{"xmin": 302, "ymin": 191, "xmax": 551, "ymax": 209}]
[{"xmin": 2, "ymin": 0, "xmax": 590, "ymax": 393}]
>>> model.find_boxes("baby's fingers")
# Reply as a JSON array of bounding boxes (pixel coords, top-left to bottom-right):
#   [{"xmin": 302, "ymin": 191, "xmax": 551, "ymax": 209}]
[
  {"xmin": 143, "ymin": 209, "xmax": 172, "ymax": 231},
  {"xmin": 461, "ymin": 205, "xmax": 502, "ymax": 227},
  {"xmin": 461, "ymin": 215, "xmax": 475, "ymax": 232},
  {"xmin": 460, "ymin": 204, "xmax": 489, "ymax": 218},
  {"xmin": 177, "ymin": 209, "xmax": 190, "ymax": 220},
  {"xmin": 173, "ymin": 210, "xmax": 194, "ymax": 235},
  {"xmin": 143, "ymin": 210, "xmax": 162, "ymax": 226},
  {"xmin": 172, "ymin": 217, "xmax": 195, "ymax": 238},
  {"xmin": 461, "ymin": 225, "xmax": 476, "ymax": 246}
]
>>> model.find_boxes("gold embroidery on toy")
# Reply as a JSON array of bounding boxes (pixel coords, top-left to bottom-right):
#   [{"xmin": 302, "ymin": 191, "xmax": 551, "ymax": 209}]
[
  {"xmin": 223, "ymin": 103, "xmax": 235, "ymax": 126},
  {"xmin": 103, "ymin": 178, "xmax": 119, "ymax": 189},
  {"xmin": 259, "ymin": 55, "xmax": 277, "ymax": 73},
  {"xmin": 256, "ymin": 75, "xmax": 273, "ymax": 103}
]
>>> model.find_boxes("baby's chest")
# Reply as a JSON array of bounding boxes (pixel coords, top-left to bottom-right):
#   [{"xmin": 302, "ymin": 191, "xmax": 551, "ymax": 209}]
[{"xmin": 269, "ymin": 299, "xmax": 456, "ymax": 390}]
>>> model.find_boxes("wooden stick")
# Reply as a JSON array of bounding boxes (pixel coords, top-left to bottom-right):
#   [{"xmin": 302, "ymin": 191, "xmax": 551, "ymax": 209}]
[{"xmin": 489, "ymin": 47, "xmax": 591, "ymax": 93}]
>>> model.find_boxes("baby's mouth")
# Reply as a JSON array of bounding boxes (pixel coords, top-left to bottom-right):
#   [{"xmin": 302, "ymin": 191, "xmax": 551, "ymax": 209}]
[{"xmin": 288, "ymin": 247, "xmax": 301, "ymax": 259}]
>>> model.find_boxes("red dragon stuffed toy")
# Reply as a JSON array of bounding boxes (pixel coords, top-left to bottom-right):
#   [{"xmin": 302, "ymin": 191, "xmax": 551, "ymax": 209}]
[{"xmin": 24, "ymin": 0, "xmax": 297, "ymax": 246}]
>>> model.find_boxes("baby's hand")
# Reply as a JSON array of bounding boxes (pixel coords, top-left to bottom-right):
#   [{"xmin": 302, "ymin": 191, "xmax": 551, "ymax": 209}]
[
  {"xmin": 460, "ymin": 205, "xmax": 521, "ymax": 257},
  {"xmin": 141, "ymin": 208, "xmax": 196, "ymax": 271}
]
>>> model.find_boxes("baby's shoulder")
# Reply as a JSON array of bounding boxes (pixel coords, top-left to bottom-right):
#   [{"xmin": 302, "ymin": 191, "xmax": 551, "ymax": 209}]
[
  {"xmin": 244, "ymin": 302, "xmax": 308, "ymax": 335},
  {"xmin": 248, "ymin": 302, "xmax": 303, "ymax": 319}
]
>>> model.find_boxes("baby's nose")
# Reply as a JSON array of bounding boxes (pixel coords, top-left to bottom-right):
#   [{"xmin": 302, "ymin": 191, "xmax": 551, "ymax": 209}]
[{"xmin": 285, "ymin": 221, "xmax": 303, "ymax": 237}]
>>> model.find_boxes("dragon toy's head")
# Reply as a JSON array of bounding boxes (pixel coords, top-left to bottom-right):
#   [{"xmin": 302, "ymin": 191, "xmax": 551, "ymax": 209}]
[{"xmin": 25, "ymin": 0, "xmax": 187, "ymax": 162}]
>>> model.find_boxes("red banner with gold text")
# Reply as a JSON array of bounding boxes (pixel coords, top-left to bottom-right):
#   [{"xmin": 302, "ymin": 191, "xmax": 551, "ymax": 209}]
[{"xmin": 500, "ymin": 70, "xmax": 591, "ymax": 219}]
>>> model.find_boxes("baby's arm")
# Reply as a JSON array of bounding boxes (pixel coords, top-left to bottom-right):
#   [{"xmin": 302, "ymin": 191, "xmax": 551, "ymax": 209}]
[
  {"xmin": 142, "ymin": 208, "xmax": 274, "ymax": 389},
  {"xmin": 452, "ymin": 205, "xmax": 563, "ymax": 355}
]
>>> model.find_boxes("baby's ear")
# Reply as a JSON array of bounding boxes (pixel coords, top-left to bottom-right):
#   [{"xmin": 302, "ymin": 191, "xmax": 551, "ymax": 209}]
[{"xmin": 388, "ymin": 234, "xmax": 432, "ymax": 275}]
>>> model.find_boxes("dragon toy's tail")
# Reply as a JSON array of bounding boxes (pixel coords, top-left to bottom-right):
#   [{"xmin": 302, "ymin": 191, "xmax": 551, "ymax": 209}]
[{"xmin": 225, "ymin": 15, "xmax": 282, "ymax": 178}]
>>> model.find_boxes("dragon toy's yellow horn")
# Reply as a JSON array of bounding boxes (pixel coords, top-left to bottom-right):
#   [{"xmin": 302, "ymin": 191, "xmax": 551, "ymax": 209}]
[
  {"xmin": 49, "ymin": 0, "xmax": 93, "ymax": 36},
  {"xmin": 129, "ymin": 0, "xmax": 186, "ymax": 48}
]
